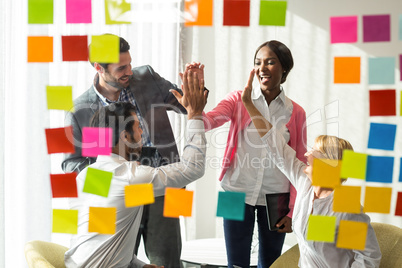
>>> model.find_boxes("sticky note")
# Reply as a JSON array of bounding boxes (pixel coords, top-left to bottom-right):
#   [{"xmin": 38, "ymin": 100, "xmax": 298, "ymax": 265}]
[
  {"xmin": 399, "ymin": 15, "xmax": 402, "ymax": 41},
  {"xmin": 367, "ymin": 123, "xmax": 396, "ymax": 151},
  {"xmin": 340, "ymin": 150, "xmax": 367, "ymax": 180},
  {"xmin": 330, "ymin": 16, "xmax": 358, "ymax": 44},
  {"xmin": 336, "ymin": 220, "xmax": 368, "ymax": 250},
  {"xmin": 105, "ymin": 0, "xmax": 131, "ymax": 24},
  {"xmin": 368, "ymin": 57, "xmax": 395, "ymax": 85},
  {"xmin": 83, "ymin": 168, "xmax": 113, "ymax": 197},
  {"xmin": 363, "ymin": 186, "xmax": 392, "ymax": 214},
  {"xmin": 88, "ymin": 207, "xmax": 116, "ymax": 234},
  {"xmin": 28, "ymin": 0, "xmax": 53, "ymax": 24},
  {"xmin": 216, "ymin": 191, "xmax": 246, "ymax": 221},
  {"xmin": 82, "ymin": 127, "xmax": 113, "ymax": 157},
  {"xmin": 52, "ymin": 209, "xmax": 78, "ymax": 234},
  {"xmin": 89, "ymin": 35, "xmax": 120, "ymax": 64},
  {"xmin": 45, "ymin": 126, "xmax": 75, "ymax": 154},
  {"xmin": 66, "ymin": 0, "xmax": 92, "ymax": 23},
  {"xmin": 46, "ymin": 86, "xmax": 74, "ymax": 111},
  {"xmin": 333, "ymin": 186, "xmax": 361, "ymax": 213},
  {"xmin": 62, "ymin": 35, "xmax": 88, "ymax": 61},
  {"xmin": 400, "ymin": 91, "xmax": 402, "ymax": 116},
  {"xmin": 50, "ymin": 173, "xmax": 78, "ymax": 198},
  {"xmin": 334, "ymin": 57, "xmax": 360, "ymax": 84},
  {"xmin": 363, "ymin": 14, "xmax": 390, "ymax": 42},
  {"xmin": 395, "ymin": 192, "xmax": 402, "ymax": 216},
  {"xmin": 223, "ymin": 0, "xmax": 250, "ymax": 26},
  {"xmin": 259, "ymin": 1, "xmax": 287, "ymax": 26},
  {"xmin": 306, "ymin": 215, "xmax": 336, "ymax": 242},
  {"xmin": 400, "ymin": 158, "xmax": 402, "ymax": 182},
  {"xmin": 400, "ymin": 55, "xmax": 402, "ymax": 81},
  {"xmin": 125, "ymin": 184, "xmax": 155, "ymax": 207},
  {"xmin": 312, "ymin": 159, "xmax": 341, "ymax": 188},
  {"xmin": 369, "ymin": 89, "xmax": 396, "ymax": 116},
  {"xmin": 366, "ymin": 155, "xmax": 394, "ymax": 183},
  {"xmin": 163, "ymin": 188, "xmax": 194, "ymax": 218},
  {"xmin": 27, "ymin": 36, "xmax": 53, "ymax": 63},
  {"xmin": 185, "ymin": 0, "xmax": 213, "ymax": 26}
]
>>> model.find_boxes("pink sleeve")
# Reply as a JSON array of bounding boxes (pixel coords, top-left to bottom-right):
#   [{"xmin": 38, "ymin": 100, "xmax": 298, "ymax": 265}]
[{"xmin": 203, "ymin": 91, "xmax": 239, "ymax": 131}]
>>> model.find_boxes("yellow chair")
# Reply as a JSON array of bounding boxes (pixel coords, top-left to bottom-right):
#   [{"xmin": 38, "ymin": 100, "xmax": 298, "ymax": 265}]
[
  {"xmin": 24, "ymin": 240, "xmax": 69, "ymax": 268},
  {"xmin": 270, "ymin": 222, "xmax": 402, "ymax": 268}
]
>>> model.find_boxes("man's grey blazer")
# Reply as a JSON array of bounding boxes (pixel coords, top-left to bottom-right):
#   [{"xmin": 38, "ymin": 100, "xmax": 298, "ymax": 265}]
[{"xmin": 62, "ymin": 65, "xmax": 186, "ymax": 173}]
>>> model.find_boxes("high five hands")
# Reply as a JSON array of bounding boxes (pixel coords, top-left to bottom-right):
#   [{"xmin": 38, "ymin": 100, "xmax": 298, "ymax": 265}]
[{"xmin": 241, "ymin": 69, "xmax": 255, "ymax": 107}]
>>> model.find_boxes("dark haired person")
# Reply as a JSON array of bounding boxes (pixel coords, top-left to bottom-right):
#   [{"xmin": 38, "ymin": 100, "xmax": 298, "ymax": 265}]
[
  {"xmin": 62, "ymin": 34, "xmax": 197, "ymax": 267},
  {"xmin": 64, "ymin": 71, "xmax": 208, "ymax": 267},
  {"xmin": 199, "ymin": 41, "xmax": 307, "ymax": 267}
]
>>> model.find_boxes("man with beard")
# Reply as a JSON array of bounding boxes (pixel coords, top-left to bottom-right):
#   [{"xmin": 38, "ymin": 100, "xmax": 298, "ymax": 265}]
[{"xmin": 62, "ymin": 35, "xmax": 202, "ymax": 267}]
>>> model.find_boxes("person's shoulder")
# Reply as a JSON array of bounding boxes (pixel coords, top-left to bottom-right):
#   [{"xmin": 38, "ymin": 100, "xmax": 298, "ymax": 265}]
[
  {"xmin": 131, "ymin": 65, "xmax": 154, "ymax": 76},
  {"xmin": 289, "ymin": 99, "xmax": 306, "ymax": 113},
  {"xmin": 74, "ymin": 86, "xmax": 96, "ymax": 105}
]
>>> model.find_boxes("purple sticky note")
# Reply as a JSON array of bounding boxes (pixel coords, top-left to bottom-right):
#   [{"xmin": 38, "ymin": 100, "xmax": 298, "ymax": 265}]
[
  {"xmin": 363, "ymin": 14, "xmax": 390, "ymax": 42},
  {"xmin": 82, "ymin": 127, "xmax": 112, "ymax": 157},
  {"xmin": 330, "ymin": 16, "xmax": 358, "ymax": 44},
  {"xmin": 400, "ymin": 55, "xmax": 402, "ymax": 81},
  {"xmin": 66, "ymin": 0, "xmax": 92, "ymax": 23}
]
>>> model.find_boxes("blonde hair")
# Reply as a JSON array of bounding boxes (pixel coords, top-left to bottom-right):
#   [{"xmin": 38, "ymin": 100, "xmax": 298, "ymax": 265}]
[{"xmin": 314, "ymin": 135, "xmax": 354, "ymax": 160}]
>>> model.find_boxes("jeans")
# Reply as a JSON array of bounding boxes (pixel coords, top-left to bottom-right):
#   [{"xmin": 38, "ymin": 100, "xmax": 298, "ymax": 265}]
[{"xmin": 224, "ymin": 204, "xmax": 286, "ymax": 268}]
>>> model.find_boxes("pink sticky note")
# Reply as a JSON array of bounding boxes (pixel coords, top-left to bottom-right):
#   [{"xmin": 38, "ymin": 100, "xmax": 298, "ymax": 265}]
[
  {"xmin": 66, "ymin": 0, "xmax": 92, "ymax": 23},
  {"xmin": 400, "ymin": 55, "xmax": 402, "ymax": 81},
  {"xmin": 330, "ymin": 16, "xmax": 358, "ymax": 44},
  {"xmin": 82, "ymin": 127, "xmax": 112, "ymax": 157}
]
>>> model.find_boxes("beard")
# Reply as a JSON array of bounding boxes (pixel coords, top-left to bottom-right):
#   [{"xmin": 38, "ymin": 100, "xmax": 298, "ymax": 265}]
[{"xmin": 104, "ymin": 72, "xmax": 130, "ymax": 89}]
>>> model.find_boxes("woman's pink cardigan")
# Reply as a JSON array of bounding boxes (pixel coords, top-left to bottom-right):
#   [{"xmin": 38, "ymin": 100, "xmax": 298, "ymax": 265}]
[{"xmin": 203, "ymin": 90, "xmax": 307, "ymax": 217}]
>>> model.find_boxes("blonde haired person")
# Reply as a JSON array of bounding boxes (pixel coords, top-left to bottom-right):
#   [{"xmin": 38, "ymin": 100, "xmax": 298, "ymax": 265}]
[{"xmin": 241, "ymin": 69, "xmax": 381, "ymax": 267}]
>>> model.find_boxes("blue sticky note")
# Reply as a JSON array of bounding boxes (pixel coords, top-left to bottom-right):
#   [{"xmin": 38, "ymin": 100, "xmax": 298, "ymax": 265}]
[
  {"xmin": 399, "ymin": 15, "xmax": 402, "ymax": 41},
  {"xmin": 368, "ymin": 57, "xmax": 395, "ymax": 85},
  {"xmin": 399, "ymin": 158, "xmax": 402, "ymax": 182},
  {"xmin": 216, "ymin": 191, "xmax": 246, "ymax": 221},
  {"xmin": 366, "ymin": 156, "xmax": 394, "ymax": 183},
  {"xmin": 367, "ymin": 123, "xmax": 397, "ymax": 151}
]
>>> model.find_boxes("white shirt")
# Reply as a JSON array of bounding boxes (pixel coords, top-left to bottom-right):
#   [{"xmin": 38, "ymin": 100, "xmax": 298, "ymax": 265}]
[
  {"xmin": 64, "ymin": 120, "xmax": 206, "ymax": 268},
  {"xmin": 221, "ymin": 87, "xmax": 293, "ymax": 206},
  {"xmin": 261, "ymin": 128, "xmax": 381, "ymax": 268}
]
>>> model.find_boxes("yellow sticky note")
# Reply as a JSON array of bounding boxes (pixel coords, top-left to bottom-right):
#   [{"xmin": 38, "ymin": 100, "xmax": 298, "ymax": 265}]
[
  {"xmin": 306, "ymin": 215, "xmax": 336, "ymax": 242},
  {"xmin": 163, "ymin": 187, "xmax": 194, "ymax": 218},
  {"xmin": 52, "ymin": 209, "xmax": 78, "ymax": 234},
  {"xmin": 185, "ymin": 0, "xmax": 213, "ymax": 26},
  {"xmin": 363, "ymin": 187, "xmax": 392, "ymax": 213},
  {"xmin": 334, "ymin": 57, "xmax": 360, "ymax": 83},
  {"xmin": 312, "ymin": 159, "xmax": 341, "ymax": 188},
  {"xmin": 336, "ymin": 220, "xmax": 368, "ymax": 250},
  {"xmin": 340, "ymin": 150, "xmax": 367, "ymax": 180},
  {"xmin": 46, "ymin": 86, "xmax": 74, "ymax": 111},
  {"xmin": 125, "ymin": 184, "xmax": 155, "ymax": 207},
  {"xmin": 333, "ymin": 186, "xmax": 361, "ymax": 213},
  {"xmin": 89, "ymin": 35, "xmax": 119, "ymax": 63},
  {"xmin": 88, "ymin": 207, "xmax": 116, "ymax": 234},
  {"xmin": 27, "ymin": 36, "xmax": 53, "ymax": 62}
]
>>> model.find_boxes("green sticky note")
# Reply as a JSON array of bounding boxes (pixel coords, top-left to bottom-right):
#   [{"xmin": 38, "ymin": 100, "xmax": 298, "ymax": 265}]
[
  {"xmin": 307, "ymin": 215, "xmax": 336, "ymax": 242},
  {"xmin": 105, "ymin": 0, "xmax": 131, "ymax": 25},
  {"xmin": 259, "ymin": 1, "xmax": 287, "ymax": 26},
  {"xmin": 28, "ymin": 0, "xmax": 53, "ymax": 24},
  {"xmin": 216, "ymin": 191, "xmax": 246, "ymax": 221},
  {"xmin": 46, "ymin": 86, "xmax": 74, "ymax": 111},
  {"xmin": 340, "ymin": 150, "xmax": 367, "ymax": 180},
  {"xmin": 89, "ymin": 35, "xmax": 120, "ymax": 64},
  {"xmin": 52, "ymin": 209, "xmax": 78, "ymax": 234},
  {"xmin": 83, "ymin": 168, "xmax": 113, "ymax": 197}
]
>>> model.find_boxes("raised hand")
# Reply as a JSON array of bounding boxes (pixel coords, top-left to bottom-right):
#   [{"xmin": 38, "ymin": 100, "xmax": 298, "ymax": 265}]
[
  {"xmin": 180, "ymin": 62, "xmax": 205, "ymax": 88},
  {"xmin": 241, "ymin": 69, "xmax": 255, "ymax": 106}
]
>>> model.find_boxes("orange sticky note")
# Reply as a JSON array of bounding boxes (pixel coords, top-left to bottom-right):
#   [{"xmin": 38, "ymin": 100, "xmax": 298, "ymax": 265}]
[
  {"xmin": 88, "ymin": 207, "xmax": 116, "ymax": 234},
  {"xmin": 52, "ymin": 209, "xmax": 78, "ymax": 234},
  {"xmin": 163, "ymin": 188, "xmax": 194, "ymax": 218},
  {"xmin": 125, "ymin": 184, "xmax": 155, "ymax": 207},
  {"xmin": 363, "ymin": 187, "xmax": 392, "ymax": 213},
  {"xmin": 45, "ymin": 126, "xmax": 75, "ymax": 154},
  {"xmin": 336, "ymin": 220, "xmax": 368, "ymax": 250},
  {"xmin": 312, "ymin": 159, "xmax": 341, "ymax": 188},
  {"xmin": 334, "ymin": 57, "xmax": 360, "ymax": 83},
  {"xmin": 185, "ymin": 0, "xmax": 213, "ymax": 26},
  {"xmin": 333, "ymin": 186, "xmax": 361, "ymax": 213},
  {"xmin": 306, "ymin": 215, "xmax": 336, "ymax": 242},
  {"xmin": 27, "ymin": 36, "xmax": 53, "ymax": 62}
]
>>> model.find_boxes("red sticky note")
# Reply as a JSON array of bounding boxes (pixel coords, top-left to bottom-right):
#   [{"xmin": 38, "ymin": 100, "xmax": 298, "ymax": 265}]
[
  {"xmin": 223, "ymin": 0, "xmax": 250, "ymax": 26},
  {"xmin": 163, "ymin": 188, "xmax": 194, "ymax": 218},
  {"xmin": 82, "ymin": 127, "xmax": 112, "ymax": 157},
  {"xmin": 330, "ymin": 16, "xmax": 358, "ymax": 44},
  {"xmin": 62, "ymin": 35, "xmax": 88, "ymax": 61},
  {"xmin": 185, "ymin": 0, "xmax": 213, "ymax": 26},
  {"xmin": 395, "ymin": 192, "xmax": 402, "ymax": 217},
  {"xmin": 27, "ymin": 36, "xmax": 53, "ymax": 62},
  {"xmin": 369, "ymin": 89, "xmax": 396, "ymax": 116},
  {"xmin": 50, "ymin": 173, "xmax": 78, "ymax": 198},
  {"xmin": 66, "ymin": 0, "xmax": 92, "ymax": 23},
  {"xmin": 45, "ymin": 126, "xmax": 75, "ymax": 154}
]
